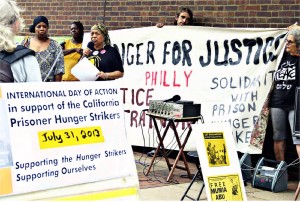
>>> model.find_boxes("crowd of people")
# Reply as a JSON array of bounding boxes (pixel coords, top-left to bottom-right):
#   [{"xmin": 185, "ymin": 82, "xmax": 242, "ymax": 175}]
[
  {"xmin": 1, "ymin": 0, "xmax": 124, "ymax": 83},
  {"xmin": 0, "ymin": 5, "xmax": 196, "ymax": 84},
  {"xmin": 1, "ymin": 0, "xmax": 300, "ymax": 199}
]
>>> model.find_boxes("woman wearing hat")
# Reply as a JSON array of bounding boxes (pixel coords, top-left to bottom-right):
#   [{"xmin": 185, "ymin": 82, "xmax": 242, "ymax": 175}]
[
  {"xmin": 82, "ymin": 23, "xmax": 124, "ymax": 81},
  {"xmin": 21, "ymin": 16, "xmax": 64, "ymax": 82}
]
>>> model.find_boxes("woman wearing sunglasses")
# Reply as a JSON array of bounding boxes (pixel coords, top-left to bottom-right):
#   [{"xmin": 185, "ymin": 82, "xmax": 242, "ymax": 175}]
[{"xmin": 269, "ymin": 26, "xmax": 300, "ymax": 162}]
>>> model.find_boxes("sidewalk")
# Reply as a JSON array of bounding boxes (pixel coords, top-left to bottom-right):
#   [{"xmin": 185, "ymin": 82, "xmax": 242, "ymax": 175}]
[{"xmin": 133, "ymin": 151, "xmax": 299, "ymax": 201}]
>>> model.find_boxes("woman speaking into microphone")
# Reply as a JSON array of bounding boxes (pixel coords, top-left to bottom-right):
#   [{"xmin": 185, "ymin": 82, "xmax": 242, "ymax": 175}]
[{"xmin": 82, "ymin": 23, "xmax": 124, "ymax": 81}]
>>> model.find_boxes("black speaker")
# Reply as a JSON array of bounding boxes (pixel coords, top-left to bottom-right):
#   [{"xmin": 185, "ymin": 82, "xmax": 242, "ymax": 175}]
[{"xmin": 252, "ymin": 157, "xmax": 288, "ymax": 192}]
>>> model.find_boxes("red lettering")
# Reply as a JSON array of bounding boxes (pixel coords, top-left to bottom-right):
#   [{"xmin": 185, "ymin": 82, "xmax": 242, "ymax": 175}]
[
  {"xmin": 184, "ymin": 70, "xmax": 192, "ymax": 87},
  {"xmin": 144, "ymin": 70, "xmax": 193, "ymax": 87},
  {"xmin": 173, "ymin": 71, "xmax": 180, "ymax": 87},
  {"xmin": 163, "ymin": 71, "xmax": 170, "ymax": 87}
]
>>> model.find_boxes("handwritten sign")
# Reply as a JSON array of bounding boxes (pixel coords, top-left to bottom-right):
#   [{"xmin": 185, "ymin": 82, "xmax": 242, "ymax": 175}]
[
  {"xmin": 83, "ymin": 26, "xmax": 287, "ymax": 154},
  {"xmin": 38, "ymin": 126, "xmax": 105, "ymax": 148}
]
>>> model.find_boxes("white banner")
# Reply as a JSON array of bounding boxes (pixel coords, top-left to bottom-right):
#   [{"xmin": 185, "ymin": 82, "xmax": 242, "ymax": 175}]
[
  {"xmin": 84, "ymin": 26, "xmax": 287, "ymax": 154},
  {"xmin": 0, "ymin": 81, "xmax": 138, "ymax": 197}
]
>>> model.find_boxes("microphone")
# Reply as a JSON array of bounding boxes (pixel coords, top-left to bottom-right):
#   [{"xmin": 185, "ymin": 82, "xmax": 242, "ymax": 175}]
[
  {"xmin": 163, "ymin": 95, "xmax": 181, "ymax": 102},
  {"xmin": 87, "ymin": 41, "xmax": 94, "ymax": 50},
  {"xmin": 80, "ymin": 41, "xmax": 95, "ymax": 60},
  {"xmin": 60, "ymin": 41, "xmax": 66, "ymax": 48}
]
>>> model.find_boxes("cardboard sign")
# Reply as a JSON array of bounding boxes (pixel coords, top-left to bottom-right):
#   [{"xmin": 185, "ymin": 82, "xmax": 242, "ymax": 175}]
[
  {"xmin": 193, "ymin": 123, "xmax": 246, "ymax": 201},
  {"xmin": 0, "ymin": 81, "xmax": 138, "ymax": 199}
]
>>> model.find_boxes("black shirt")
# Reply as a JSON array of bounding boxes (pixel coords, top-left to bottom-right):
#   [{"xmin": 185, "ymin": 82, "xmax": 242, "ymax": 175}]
[
  {"xmin": 87, "ymin": 42, "xmax": 124, "ymax": 81},
  {"xmin": 269, "ymin": 52, "xmax": 300, "ymax": 110}
]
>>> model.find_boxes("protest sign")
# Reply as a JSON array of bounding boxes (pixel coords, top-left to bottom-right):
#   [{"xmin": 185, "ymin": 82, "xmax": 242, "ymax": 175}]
[
  {"xmin": 194, "ymin": 123, "xmax": 247, "ymax": 201},
  {"xmin": 85, "ymin": 26, "xmax": 287, "ymax": 154},
  {"xmin": 0, "ymin": 81, "xmax": 138, "ymax": 199}
]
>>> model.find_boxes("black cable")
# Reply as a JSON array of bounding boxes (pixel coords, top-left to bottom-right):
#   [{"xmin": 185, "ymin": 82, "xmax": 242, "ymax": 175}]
[
  {"xmin": 242, "ymin": 157, "xmax": 299, "ymax": 189},
  {"xmin": 135, "ymin": 109, "xmax": 152, "ymax": 167},
  {"xmin": 138, "ymin": 109, "xmax": 205, "ymax": 184},
  {"xmin": 241, "ymin": 157, "xmax": 300, "ymax": 172},
  {"xmin": 139, "ymin": 115, "xmax": 188, "ymax": 184}
]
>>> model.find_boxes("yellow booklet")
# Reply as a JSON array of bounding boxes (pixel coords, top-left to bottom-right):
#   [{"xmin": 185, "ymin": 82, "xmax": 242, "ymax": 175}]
[
  {"xmin": 203, "ymin": 132, "xmax": 230, "ymax": 167},
  {"xmin": 207, "ymin": 174, "xmax": 243, "ymax": 201}
]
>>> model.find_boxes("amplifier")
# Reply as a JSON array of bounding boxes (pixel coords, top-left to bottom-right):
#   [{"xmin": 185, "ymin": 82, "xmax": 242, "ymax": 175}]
[
  {"xmin": 149, "ymin": 100, "xmax": 201, "ymax": 118},
  {"xmin": 252, "ymin": 157, "xmax": 288, "ymax": 192}
]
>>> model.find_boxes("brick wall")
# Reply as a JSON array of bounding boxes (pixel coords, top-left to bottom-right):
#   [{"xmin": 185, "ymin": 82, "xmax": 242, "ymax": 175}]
[
  {"xmin": 16, "ymin": 0, "xmax": 300, "ymax": 36},
  {"xmin": 16, "ymin": 0, "xmax": 299, "ymax": 179}
]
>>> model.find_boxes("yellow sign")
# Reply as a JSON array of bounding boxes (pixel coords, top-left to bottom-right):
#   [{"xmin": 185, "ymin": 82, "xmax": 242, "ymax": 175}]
[
  {"xmin": 55, "ymin": 187, "xmax": 138, "ymax": 200},
  {"xmin": 38, "ymin": 126, "xmax": 105, "ymax": 149},
  {"xmin": 203, "ymin": 132, "xmax": 230, "ymax": 167},
  {"xmin": 208, "ymin": 174, "xmax": 243, "ymax": 201},
  {"xmin": 0, "ymin": 168, "xmax": 13, "ymax": 195}
]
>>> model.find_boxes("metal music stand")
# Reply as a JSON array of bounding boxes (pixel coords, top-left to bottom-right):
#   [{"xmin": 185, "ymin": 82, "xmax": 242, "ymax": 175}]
[
  {"xmin": 145, "ymin": 113, "xmax": 203, "ymax": 182},
  {"xmin": 181, "ymin": 151, "xmax": 205, "ymax": 201}
]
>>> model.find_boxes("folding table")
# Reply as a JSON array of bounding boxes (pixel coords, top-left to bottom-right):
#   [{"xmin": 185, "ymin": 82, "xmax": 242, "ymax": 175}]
[{"xmin": 145, "ymin": 113, "xmax": 203, "ymax": 182}]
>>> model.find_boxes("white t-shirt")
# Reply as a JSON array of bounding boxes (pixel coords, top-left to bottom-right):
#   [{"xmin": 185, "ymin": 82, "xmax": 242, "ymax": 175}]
[{"xmin": 11, "ymin": 55, "xmax": 42, "ymax": 82}]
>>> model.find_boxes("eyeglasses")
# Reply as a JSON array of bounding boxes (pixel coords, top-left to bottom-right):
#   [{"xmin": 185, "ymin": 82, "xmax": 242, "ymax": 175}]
[{"xmin": 285, "ymin": 39, "xmax": 296, "ymax": 45}]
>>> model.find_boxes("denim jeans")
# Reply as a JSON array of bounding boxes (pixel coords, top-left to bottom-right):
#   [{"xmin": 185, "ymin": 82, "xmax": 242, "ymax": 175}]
[{"xmin": 270, "ymin": 108, "xmax": 300, "ymax": 144}]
